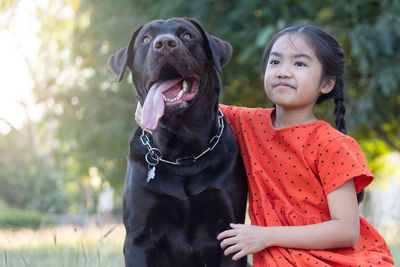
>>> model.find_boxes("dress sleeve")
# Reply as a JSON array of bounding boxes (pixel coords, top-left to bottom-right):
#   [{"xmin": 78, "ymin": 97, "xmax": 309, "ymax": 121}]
[
  {"xmin": 219, "ymin": 104, "xmax": 239, "ymax": 125},
  {"xmin": 318, "ymin": 136, "xmax": 373, "ymax": 195},
  {"xmin": 219, "ymin": 104, "xmax": 242, "ymax": 141}
]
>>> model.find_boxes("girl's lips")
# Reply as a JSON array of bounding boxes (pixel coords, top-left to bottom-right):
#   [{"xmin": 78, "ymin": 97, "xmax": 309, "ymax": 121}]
[{"xmin": 272, "ymin": 81, "xmax": 295, "ymax": 89}]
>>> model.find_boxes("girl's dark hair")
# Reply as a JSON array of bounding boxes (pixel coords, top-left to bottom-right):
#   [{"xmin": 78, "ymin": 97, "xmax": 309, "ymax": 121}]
[{"xmin": 262, "ymin": 25, "xmax": 347, "ymax": 134}]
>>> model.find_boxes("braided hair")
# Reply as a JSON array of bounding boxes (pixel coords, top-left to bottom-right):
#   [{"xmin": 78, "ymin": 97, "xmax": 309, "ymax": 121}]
[{"xmin": 262, "ymin": 25, "xmax": 364, "ymax": 202}]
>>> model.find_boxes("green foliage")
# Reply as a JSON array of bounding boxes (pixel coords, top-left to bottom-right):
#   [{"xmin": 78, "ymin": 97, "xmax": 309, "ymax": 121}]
[
  {"xmin": 348, "ymin": 11, "xmax": 400, "ymax": 151},
  {"xmin": 0, "ymin": 201, "xmax": 54, "ymax": 229},
  {"xmin": 1, "ymin": 0, "xmax": 399, "ymax": 204},
  {"xmin": 50, "ymin": 0, "xmax": 139, "ymax": 190},
  {"xmin": 54, "ymin": 0, "xmax": 399, "ymax": 193},
  {"xmin": 0, "ymin": 128, "xmax": 68, "ymax": 213}
]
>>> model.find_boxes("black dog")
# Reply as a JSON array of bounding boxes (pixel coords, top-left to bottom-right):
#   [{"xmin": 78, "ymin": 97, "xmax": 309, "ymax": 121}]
[{"xmin": 109, "ymin": 18, "xmax": 247, "ymax": 267}]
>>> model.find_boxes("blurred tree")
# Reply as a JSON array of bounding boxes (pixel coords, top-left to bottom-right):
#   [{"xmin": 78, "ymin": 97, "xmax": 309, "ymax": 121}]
[
  {"xmin": 0, "ymin": 125, "xmax": 67, "ymax": 213},
  {"xmin": 54, "ymin": 0, "xmax": 139, "ymax": 190},
  {"xmin": 1, "ymin": 0, "xmax": 399, "ymax": 204},
  {"xmin": 0, "ymin": 0, "xmax": 82, "ymax": 212},
  {"xmin": 66, "ymin": 0, "xmax": 399, "ymax": 180}
]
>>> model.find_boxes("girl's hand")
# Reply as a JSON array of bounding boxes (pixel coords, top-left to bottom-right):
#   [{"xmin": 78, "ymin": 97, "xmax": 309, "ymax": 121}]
[{"xmin": 217, "ymin": 223, "xmax": 270, "ymax": 261}]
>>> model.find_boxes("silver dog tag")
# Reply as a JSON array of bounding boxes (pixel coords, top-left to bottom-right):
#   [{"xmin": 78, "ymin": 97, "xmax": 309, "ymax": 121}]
[{"xmin": 147, "ymin": 166, "xmax": 155, "ymax": 182}]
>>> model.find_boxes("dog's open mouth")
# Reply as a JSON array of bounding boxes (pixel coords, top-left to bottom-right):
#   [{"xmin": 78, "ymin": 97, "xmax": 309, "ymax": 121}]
[
  {"xmin": 161, "ymin": 78, "xmax": 199, "ymax": 103},
  {"xmin": 149, "ymin": 64, "xmax": 199, "ymax": 104},
  {"xmin": 141, "ymin": 64, "xmax": 200, "ymax": 130}
]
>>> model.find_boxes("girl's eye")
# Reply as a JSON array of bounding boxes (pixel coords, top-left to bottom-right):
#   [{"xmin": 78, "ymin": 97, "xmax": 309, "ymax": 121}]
[
  {"xmin": 182, "ymin": 33, "xmax": 192, "ymax": 40},
  {"xmin": 295, "ymin": 62, "xmax": 306, "ymax": 67},
  {"xmin": 142, "ymin": 36, "xmax": 150, "ymax": 43},
  {"xmin": 269, "ymin": 60, "xmax": 279, "ymax": 65}
]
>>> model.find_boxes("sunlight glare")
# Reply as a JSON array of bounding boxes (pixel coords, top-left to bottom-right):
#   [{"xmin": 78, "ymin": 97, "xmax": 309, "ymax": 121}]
[{"xmin": 0, "ymin": 0, "xmax": 43, "ymax": 134}]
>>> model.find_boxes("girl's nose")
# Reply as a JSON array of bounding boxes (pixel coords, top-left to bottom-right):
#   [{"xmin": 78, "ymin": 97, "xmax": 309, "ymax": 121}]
[{"xmin": 276, "ymin": 65, "xmax": 291, "ymax": 78}]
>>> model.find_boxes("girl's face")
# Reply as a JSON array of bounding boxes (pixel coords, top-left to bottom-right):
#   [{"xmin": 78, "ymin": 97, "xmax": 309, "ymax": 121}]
[{"xmin": 264, "ymin": 33, "xmax": 334, "ymax": 111}]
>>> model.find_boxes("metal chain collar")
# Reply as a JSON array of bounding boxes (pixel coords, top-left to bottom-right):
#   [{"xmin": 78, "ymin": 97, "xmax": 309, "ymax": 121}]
[{"xmin": 140, "ymin": 109, "xmax": 225, "ymax": 168}]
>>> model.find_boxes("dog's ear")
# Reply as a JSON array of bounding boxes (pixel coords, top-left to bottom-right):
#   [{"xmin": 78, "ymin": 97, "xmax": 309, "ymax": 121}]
[
  {"xmin": 186, "ymin": 18, "xmax": 232, "ymax": 73},
  {"xmin": 207, "ymin": 35, "xmax": 232, "ymax": 73},
  {"xmin": 108, "ymin": 25, "xmax": 143, "ymax": 82},
  {"xmin": 108, "ymin": 46, "xmax": 129, "ymax": 82}
]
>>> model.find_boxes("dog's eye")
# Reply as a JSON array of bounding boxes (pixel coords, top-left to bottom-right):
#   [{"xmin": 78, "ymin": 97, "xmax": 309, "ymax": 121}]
[
  {"xmin": 182, "ymin": 33, "xmax": 192, "ymax": 40},
  {"xmin": 142, "ymin": 36, "xmax": 151, "ymax": 43}
]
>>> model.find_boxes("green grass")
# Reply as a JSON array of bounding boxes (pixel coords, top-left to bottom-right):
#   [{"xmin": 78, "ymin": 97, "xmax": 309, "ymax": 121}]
[
  {"xmin": 1, "ymin": 224, "xmax": 124, "ymax": 267},
  {"xmin": 2, "ymin": 246, "xmax": 124, "ymax": 267},
  {"xmin": 1, "ymin": 224, "xmax": 398, "ymax": 266}
]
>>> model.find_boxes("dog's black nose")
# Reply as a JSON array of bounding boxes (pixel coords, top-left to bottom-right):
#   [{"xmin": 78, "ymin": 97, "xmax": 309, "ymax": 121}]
[{"xmin": 153, "ymin": 34, "xmax": 178, "ymax": 52}]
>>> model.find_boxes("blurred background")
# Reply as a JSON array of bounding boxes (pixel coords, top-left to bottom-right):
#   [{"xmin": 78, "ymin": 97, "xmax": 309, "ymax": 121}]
[{"xmin": 0, "ymin": 0, "xmax": 399, "ymax": 266}]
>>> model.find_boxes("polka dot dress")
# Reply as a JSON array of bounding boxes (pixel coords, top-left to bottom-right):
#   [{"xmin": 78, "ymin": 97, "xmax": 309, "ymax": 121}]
[{"xmin": 220, "ymin": 104, "xmax": 394, "ymax": 267}]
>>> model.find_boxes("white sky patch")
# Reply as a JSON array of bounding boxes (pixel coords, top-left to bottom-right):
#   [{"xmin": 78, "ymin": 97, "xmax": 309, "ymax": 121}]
[{"xmin": 0, "ymin": 0, "xmax": 43, "ymax": 134}]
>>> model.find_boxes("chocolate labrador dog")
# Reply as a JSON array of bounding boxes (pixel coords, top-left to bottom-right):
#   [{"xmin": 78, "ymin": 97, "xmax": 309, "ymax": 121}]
[{"xmin": 109, "ymin": 18, "xmax": 247, "ymax": 267}]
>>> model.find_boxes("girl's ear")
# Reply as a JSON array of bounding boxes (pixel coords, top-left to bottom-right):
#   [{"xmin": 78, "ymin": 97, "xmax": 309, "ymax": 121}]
[{"xmin": 320, "ymin": 76, "xmax": 336, "ymax": 94}]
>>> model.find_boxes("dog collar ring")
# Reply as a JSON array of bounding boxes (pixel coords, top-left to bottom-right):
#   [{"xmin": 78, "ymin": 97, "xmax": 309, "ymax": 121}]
[
  {"xmin": 140, "ymin": 109, "xmax": 225, "ymax": 182},
  {"xmin": 145, "ymin": 147, "xmax": 162, "ymax": 166}
]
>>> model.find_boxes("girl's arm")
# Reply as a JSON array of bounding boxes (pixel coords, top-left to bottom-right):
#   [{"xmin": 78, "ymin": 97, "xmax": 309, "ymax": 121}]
[{"xmin": 217, "ymin": 179, "xmax": 360, "ymax": 261}]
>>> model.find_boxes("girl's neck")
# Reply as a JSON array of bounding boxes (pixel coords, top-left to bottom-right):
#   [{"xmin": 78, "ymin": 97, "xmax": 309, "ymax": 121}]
[{"xmin": 273, "ymin": 106, "xmax": 318, "ymax": 129}]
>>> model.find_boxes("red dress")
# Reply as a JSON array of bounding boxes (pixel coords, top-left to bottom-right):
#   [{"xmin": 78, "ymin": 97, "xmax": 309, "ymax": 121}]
[{"xmin": 220, "ymin": 105, "xmax": 394, "ymax": 267}]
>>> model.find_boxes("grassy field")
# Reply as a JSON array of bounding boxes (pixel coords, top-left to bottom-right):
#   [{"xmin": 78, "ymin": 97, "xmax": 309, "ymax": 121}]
[
  {"xmin": 1, "ymin": 224, "xmax": 125, "ymax": 267},
  {"xmin": 1, "ymin": 224, "xmax": 399, "ymax": 266}
]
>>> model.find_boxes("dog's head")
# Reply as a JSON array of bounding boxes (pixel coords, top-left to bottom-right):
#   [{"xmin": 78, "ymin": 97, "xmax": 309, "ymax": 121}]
[{"xmin": 109, "ymin": 18, "xmax": 232, "ymax": 130}]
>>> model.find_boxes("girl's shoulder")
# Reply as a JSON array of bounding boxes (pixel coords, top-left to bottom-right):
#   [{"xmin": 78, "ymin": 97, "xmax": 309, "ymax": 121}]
[
  {"xmin": 302, "ymin": 121, "xmax": 365, "ymax": 158},
  {"xmin": 313, "ymin": 123, "xmax": 373, "ymax": 195},
  {"xmin": 310, "ymin": 121, "xmax": 358, "ymax": 147},
  {"xmin": 312, "ymin": 121, "xmax": 345, "ymax": 139}
]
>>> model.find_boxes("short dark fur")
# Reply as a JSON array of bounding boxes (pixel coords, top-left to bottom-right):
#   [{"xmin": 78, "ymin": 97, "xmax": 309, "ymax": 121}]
[
  {"xmin": 262, "ymin": 24, "xmax": 364, "ymax": 203},
  {"xmin": 109, "ymin": 18, "xmax": 247, "ymax": 267}
]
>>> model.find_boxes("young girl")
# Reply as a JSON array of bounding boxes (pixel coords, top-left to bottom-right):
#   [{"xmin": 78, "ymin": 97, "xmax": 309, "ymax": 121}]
[{"xmin": 217, "ymin": 25, "xmax": 394, "ymax": 266}]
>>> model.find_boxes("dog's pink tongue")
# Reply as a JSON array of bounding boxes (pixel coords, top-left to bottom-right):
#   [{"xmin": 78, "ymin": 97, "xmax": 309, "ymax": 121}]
[{"xmin": 141, "ymin": 78, "xmax": 182, "ymax": 130}]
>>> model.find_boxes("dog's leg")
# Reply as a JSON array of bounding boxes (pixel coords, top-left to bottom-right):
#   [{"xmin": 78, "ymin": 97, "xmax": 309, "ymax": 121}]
[{"xmin": 123, "ymin": 234, "xmax": 149, "ymax": 267}]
